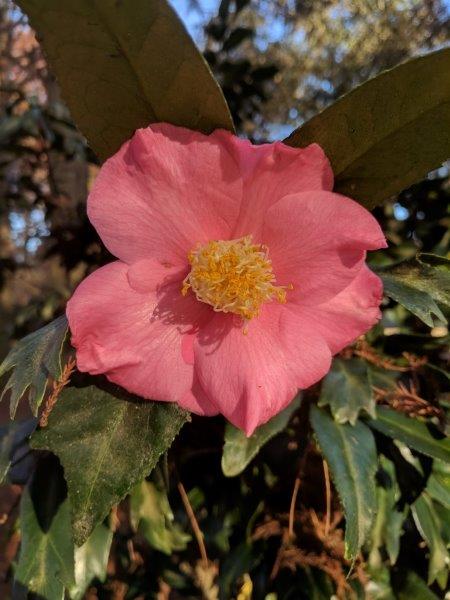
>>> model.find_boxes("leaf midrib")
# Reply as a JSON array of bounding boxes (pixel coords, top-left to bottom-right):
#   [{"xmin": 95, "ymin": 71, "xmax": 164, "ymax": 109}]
[{"xmin": 79, "ymin": 403, "xmax": 127, "ymax": 515}]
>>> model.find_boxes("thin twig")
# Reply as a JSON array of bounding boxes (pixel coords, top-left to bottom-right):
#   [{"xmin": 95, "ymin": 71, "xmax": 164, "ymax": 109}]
[
  {"xmin": 288, "ymin": 477, "xmax": 301, "ymax": 540},
  {"xmin": 288, "ymin": 447, "xmax": 310, "ymax": 541},
  {"xmin": 39, "ymin": 356, "xmax": 76, "ymax": 427},
  {"xmin": 178, "ymin": 481, "xmax": 208, "ymax": 566},
  {"xmin": 323, "ymin": 459, "xmax": 331, "ymax": 539}
]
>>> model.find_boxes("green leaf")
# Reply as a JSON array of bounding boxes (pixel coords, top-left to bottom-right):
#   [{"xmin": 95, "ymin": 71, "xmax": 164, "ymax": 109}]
[
  {"xmin": 368, "ymin": 407, "xmax": 450, "ymax": 463},
  {"xmin": 221, "ymin": 395, "xmax": 301, "ymax": 477},
  {"xmin": 285, "ymin": 49, "xmax": 450, "ymax": 209},
  {"xmin": 31, "ymin": 385, "xmax": 189, "ymax": 545},
  {"xmin": 69, "ymin": 523, "xmax": 113, "ymax": 600},
  {"xmin": 375, "ymin": 253, "xmax": 450, "ymax": 327},
  {"xmin": 397, "ymin": 571, "xmax": 441, "ymax": 600},
  {"xmin": 318, "ymin": 358, "xmax": 375, "ymax": 425},
  {"xmin": 412, "ymin": 492, "xmax": 449, "ymax": 588},
  {"xmin": 310, "ymin": 405, "xmax": 377, "ymax": 559},
  {"xmin": 0, "ymin": 315, "xmax": 68, "ymax": 418},
  {"xmin": 130, "ymin": 480, "xmax": 190, "ymax": 554},
  {"xmin": 17, "ymin": 0, "xmax": 234, "ymax": 161},
  {"xmin": 427, "ymin": 461, "xmax": 450, "ymax": 509},
  {"xmin": 15, "ymin": 455, "xmax": 75, "ymax": 600},
  {"xmin": 369, "ymin": 457, "xmax": 405, "ymax": 567}
]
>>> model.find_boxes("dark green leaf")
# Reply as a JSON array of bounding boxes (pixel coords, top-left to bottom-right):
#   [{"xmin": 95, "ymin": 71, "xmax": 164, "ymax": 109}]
[
  {"xmin": 0, "ymin": 419, "xmax": 36, "ymax": 484},
  {"xmin": 318, "ymin": 358, "xmax": 375, "ymax": 425},
  {"xmin": 221, "ymin": 395, "xmax": 301, "ymax": 477},
  {"xmin": 368, "ymin": 407, "xmax": 450, "ymax": 462},
  {"xmin": 17, "ymin": 0, "xmax": 234, "ymax": 161},
  {"xmin": 397, "ymin": 571, "xmax": 441, "ymax": 600},
  {"xmin": 375, "ymin": 253, "xmax": 450, "ymax": 327},
  {"xmin": 0, "ymin": 424, "xmax": 16, "ymax": 483},
  {"xmin": 310, "ymin": 405, "xmax": 377, "ymax": 559},
  {"xmin": 412, "ymin": 492, "xmax": 449, "ymax": 588},
  {"xmin": 369, "ymin": 457, "xmax": 405, "ymax": 567},
  {"xmin": 0, "ymin": 316, "xmax": 68, "ymax": 418},
  {"xmin": 31, "ymin": 385, "xmax": 189, "ymax": 545},
  {"xmin": 130, "ymin": 480, "xmax": 190, "ymax": 554},
  {"xmin": 69, "ymin": 523, "xmax": 113, "ymax": 600},
  {"xmin": 285, "ymin": 49, "xmax": 450, "ymax": 209},
  {"xmin": 427, "ymin": 461, "xmax": 450, "ymax": 509},
  {"xmin": 15, "ymin": 455, "xmax": 75, "ymax": 600}
]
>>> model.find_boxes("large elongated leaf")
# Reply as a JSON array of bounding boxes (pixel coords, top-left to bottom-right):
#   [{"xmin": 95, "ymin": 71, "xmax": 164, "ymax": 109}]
[
  {"xmin": 15, "ymin": 455, "xmax": 75, "ymax": 600},
  {"xmin": 0, "ymin": 315, "xmax": 68, "ymax": 418},
  {"xmin": 368, "ymin": 407, "xmax": 450, "ymax": 463},
  {"xmin": 221, "ymin": 395, "xmax": 301, "ymax": 477},
  {"xmin": 375, "ymin": 253, "xmax": 450, "ymax": 327},
  {"xmin": 310, "ymin": 405, "xmax": 377, "ymax": 559},
  {"xmin": 285, "ymin": 49, "xmax": 450, "ymax": 209},
  {"xmin": 17, "ymin": 0, "xmax": 234, "ymax": 161},
  {"xmin": 412, "ymin": 493, "xmax": 449, "ymax": 588},
  {"xmin": 31, "ymin": 385, "xmax": 189, "ymax": 545},
  {"xmin": 69, "ymin": 524, "xmax": 113, "ymax": 600},
  {"xmin": 318, "ymin": 358, "xmax": 375, "ymax": 425}
]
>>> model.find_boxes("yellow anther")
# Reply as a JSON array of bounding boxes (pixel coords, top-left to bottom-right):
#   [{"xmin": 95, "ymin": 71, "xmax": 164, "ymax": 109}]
[{"xmin": 181, "ymin": 235, "xmax": 290, "ymax": 320}]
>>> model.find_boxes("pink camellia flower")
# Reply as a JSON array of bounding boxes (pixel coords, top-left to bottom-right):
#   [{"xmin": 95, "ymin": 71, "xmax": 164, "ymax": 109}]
[{"xmin": 66, "ymin": 124, "xmax": 386, "ymax": 435}]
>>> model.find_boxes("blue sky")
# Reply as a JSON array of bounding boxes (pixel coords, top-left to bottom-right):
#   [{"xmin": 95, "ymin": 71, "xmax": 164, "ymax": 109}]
[{"xmin": 170, "ymin": 0, "xmax": 219, "ymax": 42}]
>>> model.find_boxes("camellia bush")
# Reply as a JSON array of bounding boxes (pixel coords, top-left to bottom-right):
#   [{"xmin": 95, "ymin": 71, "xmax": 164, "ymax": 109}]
[{"xmin": 0, "ymin": 1, "xmax": 449, "ymax": 599}]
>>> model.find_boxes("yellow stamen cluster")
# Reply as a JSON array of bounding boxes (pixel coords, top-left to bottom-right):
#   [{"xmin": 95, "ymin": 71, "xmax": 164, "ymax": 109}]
[{"xmin": 181, "ymin": 235, "xmax": 289, "ymax": 320}]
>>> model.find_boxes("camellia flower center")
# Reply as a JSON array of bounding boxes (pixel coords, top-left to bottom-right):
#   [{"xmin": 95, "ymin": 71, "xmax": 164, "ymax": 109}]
[{"xmin": 181, "ymin": 235, "xmax": 290, "ymax": 320}]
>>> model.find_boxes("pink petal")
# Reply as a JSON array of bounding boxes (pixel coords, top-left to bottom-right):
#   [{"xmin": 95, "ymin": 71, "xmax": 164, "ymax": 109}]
[
  {"xmin": 262, "ymin": 191, "xmax": 387, "ymax": 305},
  {"xmin": 279, "ymin": 308, "xmax": 332, "ymax": 388},
  {"xmin": 292, "ymin": 266, "xmax": 384, "ymax": 354},
  {"xmin": 66, "ymin": 261, "xmax": 214, "ymax": 408},
  {"xmin": 88, "ymin": 124, "xmax": 243, "ymax": 266},
  {"xmin": 193, "ymin": 304, "xmax": 331, "ymax": 435},
  {"xmin": 220, "ymin": 136, "xmax": 333, "ymax": 239},
  {"xmin": 127, "ymin": 258, "xmax": 186, "ymax": 293}
]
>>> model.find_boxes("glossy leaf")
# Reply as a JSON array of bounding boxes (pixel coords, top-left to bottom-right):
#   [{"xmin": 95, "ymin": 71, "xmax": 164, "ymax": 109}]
[
  {"xmin": 69, "ymin": 523, "xmax": 113, "ymax": 600},
  {"xmin": 318, "ymin": 358, "xmax": 375, "ymax": 425},
  {"xmin": 16, "ymin": 0, "xmax": 234, "ymax": 161},
  {"xmin": 310, "ymin": 405, "xmax": 377, "ymax": 559},
  {"xmin": 0, "ymin": 315, "xmax": 68, "ymax": 417},
  {"xmin": 221, "ymin": 395, "xmax": 301, "ymax": 477},
  {"xmin": 130, "ymin": 480, "xmax": 190, "ymax": 554},
  {"xmin": 31, "ymin": 385, "xmax": 189, "ymax": 545},
  {"xmin": 15, "ymin": 455, "xmax": 75, "ymax": 600},
  {"xmin": 412, "ymin": 492, "xmax": 449, "ymax": 588},
  {"xmin": 285, "ymin": 49, "xmax": 450, "ymax": 209},
  {"xmin": 368, "ymin": 407, "xmax": 450, "ymax": 462},
  {"xmin": 375, "ymin": 253, "xmax": 450, "ymax": 327}
]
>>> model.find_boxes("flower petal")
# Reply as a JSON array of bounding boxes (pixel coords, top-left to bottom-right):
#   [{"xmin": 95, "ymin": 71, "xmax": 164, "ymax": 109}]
[
  {"xmin": 262, "ymin": 191, "xmax": 387, "ymax": 304},
  {"xmin": 222, "ymin": 137, "xmax": 333, "ymax": 238},
  {"xmin": 88, "ymin": 124, "xmax": 243, "ymax": 266},
  {"xmin": 290, "ymin": 266, "xmax": 383, "ymax": 354},
  {"xmin": 127, "ymin": 258, "xmax": 186, "ymax": 293},
  {"xmin": 194, "ymin": 304, "xmax": 331, "ymax": 435},
  {"xmin": 66, "ymin": 261, "xmax": 213, "ymax": 406}
]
